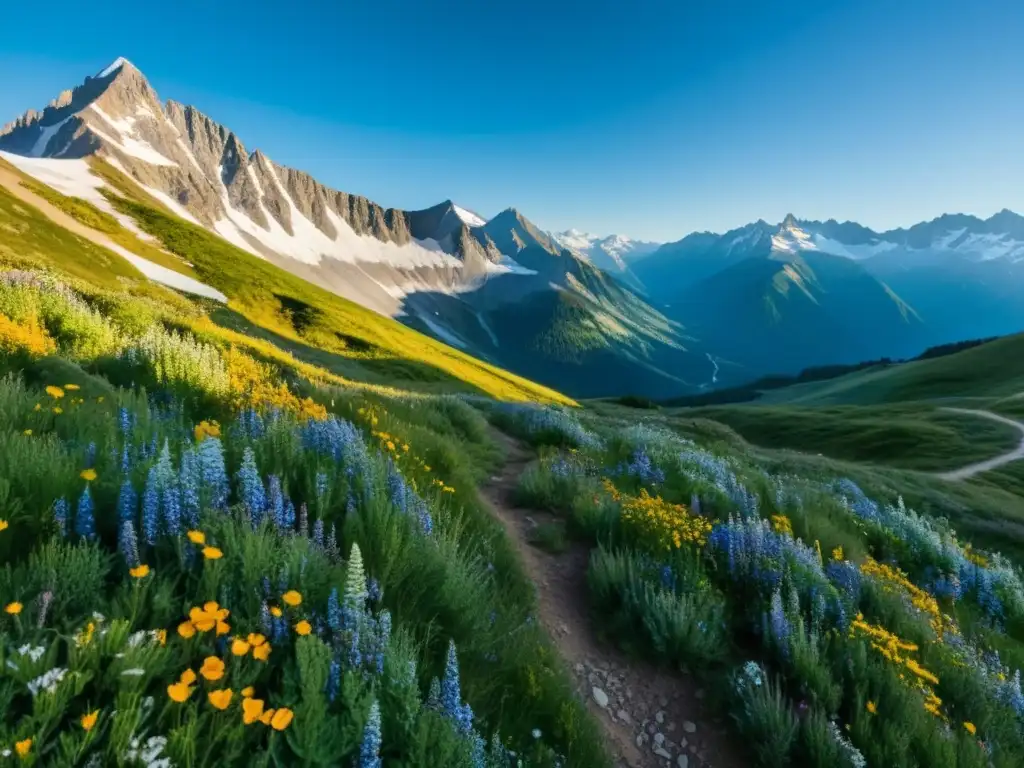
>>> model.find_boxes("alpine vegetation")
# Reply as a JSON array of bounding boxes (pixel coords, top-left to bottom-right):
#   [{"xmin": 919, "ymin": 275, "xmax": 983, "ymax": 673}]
[{"xmin": 506, "ymin": 405, "xmax": 1024, "ymax": 768}]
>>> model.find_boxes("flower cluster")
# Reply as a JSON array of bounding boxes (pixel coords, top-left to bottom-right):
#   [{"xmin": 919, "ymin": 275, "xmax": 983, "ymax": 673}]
[{"xmin": 613, "ymin": 482, "xmax": 713, "ymax": 551}]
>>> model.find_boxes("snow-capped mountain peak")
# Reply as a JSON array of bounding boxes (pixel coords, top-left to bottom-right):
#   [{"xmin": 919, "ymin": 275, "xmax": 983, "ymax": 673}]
[
  {"xmin": 95, "ymin": 57, "xmax": 132, "ymax": 80},
  {"xmin": 549, "ymin": 229, "xmax": 660, "ymax": 266},
  {"xmin": 770, "ymin": 216, "xmax": 816, "ymax": 254}
]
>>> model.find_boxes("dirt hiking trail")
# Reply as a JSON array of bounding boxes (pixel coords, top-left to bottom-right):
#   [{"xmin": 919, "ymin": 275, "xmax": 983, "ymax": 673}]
[
  {"xmin": 936, "ymin": 408, "xmax": 1024, "ymax": 481},
  {"xmin": 479, "ymin": 428, "xmax": 745, "ymax": 768}
]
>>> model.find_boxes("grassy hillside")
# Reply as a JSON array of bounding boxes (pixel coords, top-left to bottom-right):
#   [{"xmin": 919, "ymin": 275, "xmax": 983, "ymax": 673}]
[
  {"xmin": 0, "ymin": 180, "xmax": 145, "ymax": 290},
  {"xmin": 496, "ymin": 401, "xmax": 1024, "ymax": 768},
  {"xmin": 0, "ymin": 157, "xmax": 574, "ymax": 406},
  {"xmin": 751, "ymin": 332, "xmax": 1024, "ymax": 406},
  {"xmin": 0, "ymin": 281, "xmax": 606, "ymax": 765},
  {"xmin": 680, "ymin": 403, "xmax": 1021, "ymax": 471}
]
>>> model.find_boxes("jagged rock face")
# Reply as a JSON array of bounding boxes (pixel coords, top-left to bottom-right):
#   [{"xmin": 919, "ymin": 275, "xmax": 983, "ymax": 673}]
[
  {"xmin": 2, "ymin": 58, "xmax": 711, "ymax": 400},
  {"xmin": 0, "ymin": 58, "xmax": 551, "ymax": 318}
]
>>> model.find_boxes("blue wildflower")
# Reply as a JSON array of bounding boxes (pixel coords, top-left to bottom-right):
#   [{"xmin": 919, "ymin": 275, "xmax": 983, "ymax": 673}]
[
  {"xmin": 179, "ymin": 448, "xmax": 201, "ymax": 528},
  {"xmin": 119, "ymin": 520, "xmax": 140, "ymax": 568},
  {"xmin": 328, "ymin": 588, "xmax": 342, "ymax": 631},
  {"xmin": 357, "ymin": 700, "xmax": 382, "ymax": 768},
  {"xmin": 260, "ymin": 601, "xmax": 272, "ymax": 635},
  {"xmin": 162, "ymin": 479, "xmax": 182, "ymax": 538},
  {"xmin": 197, "ymin": 437, "xmax": 229, "ymax": 510},
  {"xmin": 75, "ymin": 486, "xmax": 96, "ymax": 541},
  {"xmin": 441, "ymin": 640, "xmax": 463, "ymax": 722},
  {"xmin": 53, "ymin": 497, "xmax": 69, "ymax": 538},
  {"xmin": 119, "ymin": 407, "xmax": 133, "ymax": 437},
  {"xmin": 267, "ymin": 475, "xmax": 284, "ymax": 528},
  {"xmin": 117, "ymin": 479, "xmax": 137, "ymax": 524},
  {"xmin": 367, "ymin": 578, "xmax": 381, "ymax": 603},
  {"xmin": 142, "ymin": 466, "xmax": 160, "ymax": 546},
  {"xmin": 236, "ymin": 447, "xmax": 266, "ymax": 523}
]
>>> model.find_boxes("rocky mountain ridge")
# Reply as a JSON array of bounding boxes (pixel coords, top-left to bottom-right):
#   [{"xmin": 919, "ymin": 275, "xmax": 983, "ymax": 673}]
[{"xmin": 1, "ymin": 57, "xmax": 714, "ymax": 399}]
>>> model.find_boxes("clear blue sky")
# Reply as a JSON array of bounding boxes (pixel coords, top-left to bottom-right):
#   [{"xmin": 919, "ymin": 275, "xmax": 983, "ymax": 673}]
[{"xmin": 1, "ymin": 0, "xmax": 1022, "ymax": 242}]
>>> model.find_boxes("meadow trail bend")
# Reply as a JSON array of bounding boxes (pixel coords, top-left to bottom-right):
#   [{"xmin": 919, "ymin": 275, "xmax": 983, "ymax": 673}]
[
  {"xmin": 478, "ymin": 428, "xmax": 745, "ymax": 768},
  {"xmin": 937, "ymin": 408, "xmax": 1024, "ymax": 481}
]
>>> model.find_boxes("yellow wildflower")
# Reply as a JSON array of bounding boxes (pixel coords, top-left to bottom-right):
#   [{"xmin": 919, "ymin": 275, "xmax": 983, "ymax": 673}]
[
  {"xmin": 200, "ymin": 656, "xmax": 225, "ymax": 681},
  {"xmin": 0, "ymin": 520, "xmax": 7, "ymax": 532},
  {"xmin": 246, "ymin": 632, "xmax": 267, "ymax": 647},
  {"xmin": 259, "ymin": 708, "xmax": 276, "ymax": 725},
  {"xmin": 156, "ymin": 629, "xmax": 167, "ymax": 646},
  {"xmin": 866, "ymin": 700, "xmax": 877, "ymax": 714},
  {"xmin": 241, "ymin": 686, "xmax": 255, "ymax": 698},
  {"xmin": 282, "ymin": 590, "xmax": 302, "ymax": 607},
  {"xmin": 615, "ymin": 485, "xmax": 712, "ymax": 551},
  {"xmin": 178, "ymin": 621, "xmax": 196, "ymax": 639},
  {"xmin": 252, "ymin": 643, "xmax": 272, "ymax": 662},
  {"xmin": 46, "ymin": 385, "xmax": 64, "ymax": 399},
  {"xmin": 295, "ymin": 620, "xmax": 312, "ymax": 636},
  {"xmin": 194, "ymin": 420, "xmax": 221, "ymax": 442},
  {"xmin": 15, "ymin": 738, "xmax": 32, "ymax": 757},
  {"xmin": 242, "ymin": 697, "xmax": 265, "ymax": 725},
  {"xmin": 180, "ymin": 669, "xmax": 197, "ymax": 686},
  {"xmin": 167, "ymin": 681, "xmax": 194, "ymax": 702},
  {"xmin": 53, "ymin": 407, "xmax": 63, "ymax": 414},
  {"xmin": 65, "ymin": 383, "xmax": 80, "ymax": 391},
  {"xmin": 81, "ymin": 709, "xmax": 99, "ymax": 731},
  {"xmin": 80, "ymin": 468, "xmax": 97, "ymax": 482},
  {"xmin": 33, "ymin": 403, "xmax": 41, "ymax": 411},
  {"xmin": 208, "ymin": 688, "xmax": 233, "ymax": 710},
  {"xmin": 270, "ymin": 708, "xmax": 294, "ymax": 730},
  {"xmin": 964, "ymin": 721, "xmax": 977, "ymax": 735},
  {"xmin": 22, "ymin": 429, "xmax": 31, "ymax": 436},
  {"xmin": 202, "ymin": 546, "xmax": 223, "ymax": 560},
  {"xmin": 5, "ymin": 601, "xmax": 22, "ymax": 615},
  {"xmin": 129, "ymin": 564, "xmax": 150, "ymax": 579},
  {"xmin": 231, "ymin": 637, "xmax": 251, "ymax": 656},
  {"xmin": 832, "ymin": 546, "xmax": 844, "ymax": 561},
  {"xmin": 187, "ymin": 530, "xmax": 206, "ymax": 545},
  {"xmin": 270, "ymin": 605, "xmax": 283, "ymax": 617}
]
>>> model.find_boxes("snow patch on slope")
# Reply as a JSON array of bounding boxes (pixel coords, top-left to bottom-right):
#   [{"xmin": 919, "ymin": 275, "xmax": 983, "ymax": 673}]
[
  {"xmin": 811, "ymin": 233, "xmax": 898, "ymax": 260},
  {"xmin": 0, "ymin": 152, "xmax": 224, "ymax": 301},
  {"xmin": 30, "ymin": 116, "xmax": 74, "ymax": 157},
  {"xmin": 486, "ymin": 255, "xmax": 538, "ymax": 276},
  {"xmin": 416, "ymin": 312, "xmax": 466, "ymax": 349},
  {"xmin": 453, "ymin": 204, "xmax": 486, "ymax": 227},
  {"xmin": 88, "ymin": 104, "xmax": 177, "ymax": 167},
  {"xmin": 211, "ymin": 156, "xmax": 464, "ymax": 272},
  {"xmin": 0, "ymin": 151, "xmax": 151, "ymax": 238},
  {"xmin": 139, "ymin": 184, "xmax": 200, "ymax": 225},
  {"xmin": 117, "ymin": 250, "xmax": 227, "ymax": 302}
]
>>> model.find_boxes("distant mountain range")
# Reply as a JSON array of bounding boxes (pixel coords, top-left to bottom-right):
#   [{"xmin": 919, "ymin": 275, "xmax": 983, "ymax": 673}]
[
  {"xmin": 628, "ymin": 213, "xmax": 1024, "ymax": 380},
  {"xmin": 2, "ymin": 57, "xmax": 1023, "ymax": 399}
]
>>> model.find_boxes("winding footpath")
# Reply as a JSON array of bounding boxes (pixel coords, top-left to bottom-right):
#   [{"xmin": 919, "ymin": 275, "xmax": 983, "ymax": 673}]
[
  {"xmin": 479, "ymin": 428, "xmax": 744, "ymax": 768},
  {"xmin": 936, "ymin": 408, "xmax": 1024, "ymax": 481}
]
